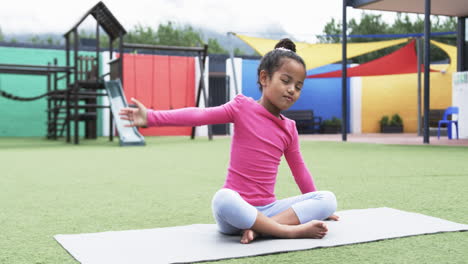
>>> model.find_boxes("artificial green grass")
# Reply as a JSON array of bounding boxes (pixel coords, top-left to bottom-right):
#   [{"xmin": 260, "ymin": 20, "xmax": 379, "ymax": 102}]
[{"xmin": 0, "ymin": 137, "xmax": 467, "ymax": 264}]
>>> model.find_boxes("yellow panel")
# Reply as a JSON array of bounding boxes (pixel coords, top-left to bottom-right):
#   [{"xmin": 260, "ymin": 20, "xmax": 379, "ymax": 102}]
[
  {"xmin": 235, "ymin": 34, "xmax": 408, "ymax": 70},
  {"xmin": 431, "ymin": 64, "xmax": 449, "ymax": 71},
  {"xmin": 361, "ymin": 72, "xmax": 452, "ymax": 133},
  {"xmin": 430, "ymin": 72, "xmax": 453, "ymax": 109},
  {"xmin": 234, "ymin": 34, "xmax": 310, "ymax": 56},
  {"xmin": 430, "ymin": 40, "xmax": 457, "ymax": 73}
]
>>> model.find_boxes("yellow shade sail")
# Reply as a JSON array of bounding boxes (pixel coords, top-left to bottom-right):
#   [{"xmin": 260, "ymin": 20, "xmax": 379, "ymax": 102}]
[
  {"xmin": 235, "ymin": 33, "xmax": 408, "ymax": 70},
  {"xmin": 430, "ymin": 40, "xmax": 457, "ymax": 73}
]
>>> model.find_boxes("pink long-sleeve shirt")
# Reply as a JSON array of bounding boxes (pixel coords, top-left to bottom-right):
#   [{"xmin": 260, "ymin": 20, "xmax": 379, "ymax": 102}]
[{"xmin": 147, "ymin": 94, "xmax": 317, "ymax": 206}]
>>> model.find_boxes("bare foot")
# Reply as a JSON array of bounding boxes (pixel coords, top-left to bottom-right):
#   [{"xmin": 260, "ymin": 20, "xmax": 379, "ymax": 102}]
[
  {"xmin": 240, "ymin": 229, "xmax": 259, "ymax": 244},
  {"xmin": 293, "ymin": 220, "xmax": 328, "ymax": 239}
]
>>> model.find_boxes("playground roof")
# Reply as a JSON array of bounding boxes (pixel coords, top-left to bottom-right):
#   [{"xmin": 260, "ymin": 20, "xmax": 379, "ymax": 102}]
[
  {"xmin": 307, "ymin": 40, "xmax": 421, "ymax": 78},
  {"xmin": 306, "ymin": 39, "xmax": 457, "ymax": 78},
  {"xmin": 0, "ymin": 64, "xmax": 72, "ymax": 75},
  {"xmin": 65, "ymin": 1, "xmax": 126, "ymax": 40},
  {"xmin": 345, "ymin": 0, "xmax": 467, "ymax": 144},
  {"xmin": 349, "ymin": 0, "xmax": 468, "ymax": 17},
  {"xmin": 235, "ymin": 34, "xmax": 408, "ymax": 70}
]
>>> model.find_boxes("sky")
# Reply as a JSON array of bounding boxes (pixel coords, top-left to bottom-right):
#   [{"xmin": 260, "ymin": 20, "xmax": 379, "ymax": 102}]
[{"xmin": 0, "ymin": 0, "xmax": 402, "ymax": 42}]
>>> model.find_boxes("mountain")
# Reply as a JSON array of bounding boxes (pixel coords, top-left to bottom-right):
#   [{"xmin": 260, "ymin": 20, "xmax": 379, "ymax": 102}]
[
  {"xmin": 198, "ymin": 24, "xmax": 292, "ymax": 56},
  {"xmin": 2, "ymin": 32, "xmax": 64, "ymax": 45},
  {"xmin": 1, "ymin": 24, "xmax": 294, "ymax": 55}
]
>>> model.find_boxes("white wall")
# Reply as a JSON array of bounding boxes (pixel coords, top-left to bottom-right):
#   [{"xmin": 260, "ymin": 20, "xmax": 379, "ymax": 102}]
[
  {"xmin": 194, "ymin": 56, "xmax": 210, "ymax": 137},
  {"xmin": 452, "ymin": 71, "xmax": 468, "ymax": 138},
  {"xmin": 101, "ymin": 51, "xmax": 112, "ymax": 137},
  {"xmin": 226, "ymin": 58, "xmax": 243, "ymax": 99},
  {"xmin": 350, "ymin": 77, "xmax": 362, "ymax": 134},
  {"xmin": 226, "ymin": 58, "xmax": 243, "ymax": 135}
]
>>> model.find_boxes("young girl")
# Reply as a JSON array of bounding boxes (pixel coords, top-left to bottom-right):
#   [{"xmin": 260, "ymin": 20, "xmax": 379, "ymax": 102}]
[{"xmin": 120, "ymin": 38, "xmax": 338, "ymax": 244}]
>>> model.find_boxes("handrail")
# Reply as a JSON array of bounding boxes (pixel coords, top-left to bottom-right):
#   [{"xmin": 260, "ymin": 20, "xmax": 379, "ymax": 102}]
[{"xmin": 123, "ymin": 43, "xmax": 205, "ymax": 52}]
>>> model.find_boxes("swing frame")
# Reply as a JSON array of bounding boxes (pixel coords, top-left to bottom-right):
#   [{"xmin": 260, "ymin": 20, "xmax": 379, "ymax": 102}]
[{"xmin": 120, "ymin": 42, "xmax": 212, "ymax": 140}]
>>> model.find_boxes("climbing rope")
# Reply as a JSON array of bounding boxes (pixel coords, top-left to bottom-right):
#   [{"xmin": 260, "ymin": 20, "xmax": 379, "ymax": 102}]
[{"xmin": 0, "ymin": 89, "xmax": 63, "ymax": 101}]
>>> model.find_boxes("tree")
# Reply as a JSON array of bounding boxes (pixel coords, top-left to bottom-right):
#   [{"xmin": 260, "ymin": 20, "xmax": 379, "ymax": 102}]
[
  {"xmin": 319, "ymin": 12, "xmax": 457, "ymax": 63},
  {"xmin": 29, "ymin": 35, "xmax": 43, "ymax": 45},
  {"xmin": 125, "ymin": 22, "xmax": 232, "ymax": 55},
  {"xmin": 318, "ymin": 18, "xmax": 342, "ymax": 44},
  {"xmin": 234, "ymin": 47, "xmax": 246, "ymax": 56},
  {"xmin": 207, "ymin": 38, "xmax": 227, "ymax": 54},
  {"xmin": 0, "ymin": 26, "xmax": 4, "ymax": 42},
  {"xmin": 46, "ymin": 36, "xmax": 54, "ymax": 45},
  {"xmin": 125, "ymin": 24, "xmax": 158, "ymax": 45},
  {"xmin": 155, "ymin": 22, "xmax": 203, "ymax": 47},
  {"xmin": 78, "ymin": 22, "xmax": 237, "ymax": 55}
]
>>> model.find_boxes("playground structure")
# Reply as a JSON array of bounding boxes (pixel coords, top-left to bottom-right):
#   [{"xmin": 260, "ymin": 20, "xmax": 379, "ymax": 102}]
[
  {"xmin": 0, "ymin": 1, "xmax": 209, "ymax": 145},
  {"xmin": 1, "ymin": 1, "xmax": 466, "ymax": 142},
  {"xmin": 0, "ymin": 62, "xmax": 73, "ymax": 136},
  {"xmin": 115, "ymin": 42, "xmax": 210, "ymax": 140}
]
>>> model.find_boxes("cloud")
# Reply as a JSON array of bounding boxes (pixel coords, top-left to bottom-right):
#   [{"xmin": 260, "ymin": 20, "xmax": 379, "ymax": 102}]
[{"xmin": 0, "ymin": 0, "xmax": 400, "ymax": 42}]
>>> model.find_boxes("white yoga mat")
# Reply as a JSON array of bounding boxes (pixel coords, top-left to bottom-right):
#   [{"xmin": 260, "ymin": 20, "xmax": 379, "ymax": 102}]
[{"xmin": 54, "ymin": 207, "xmax": 468, "ymax": 264}]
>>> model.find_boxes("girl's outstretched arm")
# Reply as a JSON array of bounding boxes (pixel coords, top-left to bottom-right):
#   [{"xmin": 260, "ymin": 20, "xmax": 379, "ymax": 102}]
[{"xmin": 120, "ymin": 95, "xmax": 241, "ymax": 128}]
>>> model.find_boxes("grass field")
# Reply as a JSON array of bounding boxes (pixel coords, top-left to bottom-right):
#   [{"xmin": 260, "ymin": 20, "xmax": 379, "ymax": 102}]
[{"xmin": 1, "ymin": 137, "xmax": 467, "ymax": 264}]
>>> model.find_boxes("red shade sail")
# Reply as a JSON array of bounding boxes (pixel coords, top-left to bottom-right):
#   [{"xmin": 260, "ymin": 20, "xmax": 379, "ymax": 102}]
[{"xmin": 307, "ymin": 40, "xmax": 437, "ymax": 79}]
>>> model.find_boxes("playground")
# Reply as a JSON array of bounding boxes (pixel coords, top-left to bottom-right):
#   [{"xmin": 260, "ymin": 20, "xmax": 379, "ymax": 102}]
[{"xmin": 1, "ymin": 1, "xmax": 468, "ymax": 264}]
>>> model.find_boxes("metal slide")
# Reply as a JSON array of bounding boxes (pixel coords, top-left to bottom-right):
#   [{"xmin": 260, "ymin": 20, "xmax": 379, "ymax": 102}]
[{"xmin": 104, "ymin": 80, "xmax": 145, "ymax": 146}]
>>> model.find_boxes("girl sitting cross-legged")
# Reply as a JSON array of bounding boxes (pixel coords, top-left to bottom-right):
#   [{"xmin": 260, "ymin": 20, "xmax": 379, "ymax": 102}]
[{"xmin": 119, "ymin": 38, "xmax": 338, "ymax": 244}]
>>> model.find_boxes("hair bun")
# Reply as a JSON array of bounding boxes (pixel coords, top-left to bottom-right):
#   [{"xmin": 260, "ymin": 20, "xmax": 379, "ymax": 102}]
[{"xmin": 274, "ymin": 38, "xmax": 296, "ymax": 52}]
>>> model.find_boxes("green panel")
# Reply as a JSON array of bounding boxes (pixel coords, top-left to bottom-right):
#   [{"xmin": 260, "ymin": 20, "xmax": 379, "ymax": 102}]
[{"xmin": 0, "ymin": 46, "xmax": 101, "ymax": 137}]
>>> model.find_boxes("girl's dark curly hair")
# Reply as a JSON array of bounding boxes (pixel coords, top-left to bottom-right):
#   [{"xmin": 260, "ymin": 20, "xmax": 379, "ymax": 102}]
[{"xmin": 257, "ymin": 38, "xmax": 306, "ymax": 91}]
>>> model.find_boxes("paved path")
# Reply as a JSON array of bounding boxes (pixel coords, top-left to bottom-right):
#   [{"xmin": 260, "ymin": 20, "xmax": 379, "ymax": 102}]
[{"xmin": 299, "ymin": 133, "xmax": 468, "ymax": 147}]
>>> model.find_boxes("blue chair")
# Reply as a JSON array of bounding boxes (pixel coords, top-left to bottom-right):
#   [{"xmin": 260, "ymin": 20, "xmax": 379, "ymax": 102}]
[{"xmin": 438, "ymin": 106, "xmax": 459, "ymax": 140}]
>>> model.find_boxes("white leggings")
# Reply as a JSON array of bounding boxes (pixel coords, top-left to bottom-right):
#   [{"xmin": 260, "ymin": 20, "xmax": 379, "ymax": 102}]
[{"xmin": 211, "ymin": 188, "xmax": 337, "ymax": 235}]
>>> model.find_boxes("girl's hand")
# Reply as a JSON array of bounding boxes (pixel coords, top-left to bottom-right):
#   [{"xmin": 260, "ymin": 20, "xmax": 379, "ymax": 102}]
[
  {"xmin": 119, "ymin": 98, "xmax": 148, "ymax": 127},
  {"xmin": 326, "ymin": 214, "xmax": 340, "ymax": 221}
]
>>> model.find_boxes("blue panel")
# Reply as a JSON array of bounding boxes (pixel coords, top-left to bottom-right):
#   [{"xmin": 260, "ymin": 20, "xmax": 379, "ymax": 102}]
[
  {"xmin": 349, "ymin": 0, "xmax": 380, "ymax": 8},
  {"xmin": 242, "ymin": 59, "xmax": 262, "ymax": 100},
  {"xmin": 241, "ymin": 60, "xmax": 351, "ymax": 132},
  {"xmin": 296, "ymin": 64, "xmax": 351, "ymax": 132}
]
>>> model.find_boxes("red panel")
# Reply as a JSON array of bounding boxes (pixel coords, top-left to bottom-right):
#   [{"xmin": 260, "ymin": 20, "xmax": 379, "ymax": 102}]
[
  {"xmin": 134, "ymin": 54, "xmax": 153, "ymax": 108},
  {"xmin": 152, "ymin": 55, "xmax": 170, "ymax": 110},
  {"xmin": 307, "ymin": 40, "xmax": 438, "ymax": 79},
  {"xmin": 185, "ymin": 57, "xmax": 196, "ymax": 108},
  {"xmin": 123, "ymin": 54, "xmax": 196, "ymax": 136},
  {"xmin": 122, "ymin": 53, "xmax": 136, "ymax": 101}
]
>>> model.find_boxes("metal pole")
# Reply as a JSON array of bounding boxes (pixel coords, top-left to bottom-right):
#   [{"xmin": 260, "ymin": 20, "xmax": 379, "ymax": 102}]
[
  {"xmin": 457, "ymin": 17, "xmax": 466, "ymax": 72},
  {"xmin": 416, "ymin": 37, "xmax": 422, "ymax": 136},
  {"xmin": 423, "ymin": 0, "xmax": 431, "ymax": 144},
  {"xmin": 96, "ymin": 22, "xmax": 100, "ymax": 80},
  {"xmin": 74, "ymin": 29, "xmax": 79, "ymax": 144},
  {"xmin": 227, "ymin": 32, "xmax": 239, "ymax": 95},
  {"xmin": 53, "ymin": 58, "xmax": 58, "ymax": 140},
  {"xmin": 201, "ymin": 44, "xmax": 213, "ymax": 140},
  {"xmin": 65, "ymin": 34, "xmax": 71, "ymax": 143},
  {"xmin": 109, "ymin": 39, "xmax": 113, "ymax": 59},
  {"xmin": 341, "ymin": 0, "xmax": 348, "ymax": 141},
  {"xmin": 109, "ymin": 38, "xmax": 113, "ymax": 142},
  {"xmin": 119, "ymin": 33, "xmax": 124, "ymax": 85},
  {"xmin": 47, "ymin": 62, "xmax": 51, "ymax": 139}
]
